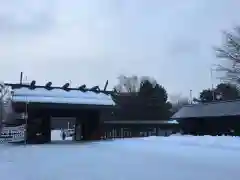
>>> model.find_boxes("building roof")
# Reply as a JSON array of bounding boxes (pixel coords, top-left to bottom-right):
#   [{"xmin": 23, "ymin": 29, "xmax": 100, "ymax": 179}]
[
  {"xmin": 6, "ymin": 83, "xmax": 115, "ymax": 106},
  {"xmin": 171, "ymin": 100, "xmax": 240, "ymax": 119}
]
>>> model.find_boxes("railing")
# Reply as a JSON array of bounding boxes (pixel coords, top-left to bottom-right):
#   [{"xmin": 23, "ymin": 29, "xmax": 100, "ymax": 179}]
[
  {"xmin": 59, "ymin": 123, "xmax": 177, "ymax": 140},
  {"xmin": 101, "ymin": 121, "xmax": 179, "ymax": 139},
  {"xmin": 101, "ymin": 128, "xmax": 174, "ymax": 139}
]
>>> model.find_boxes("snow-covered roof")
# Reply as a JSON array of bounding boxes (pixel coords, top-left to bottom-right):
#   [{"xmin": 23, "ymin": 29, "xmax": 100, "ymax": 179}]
[
  {"xmin": 171, "ymin": 100, "xmax": 240, "ymax": 119},
  {"xmin": 11, "ymin": 87, "xmax": 115, "ymax": 106}
]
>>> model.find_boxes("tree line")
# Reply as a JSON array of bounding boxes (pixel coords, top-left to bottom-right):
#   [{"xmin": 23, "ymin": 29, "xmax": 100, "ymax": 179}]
[
  {"xmin": 112, "ymin": 75, "xmax": 172, "ymax": 120},
  {"xmin": 111, "ymin": 26, "xmax": 240, "ymax": 120}
]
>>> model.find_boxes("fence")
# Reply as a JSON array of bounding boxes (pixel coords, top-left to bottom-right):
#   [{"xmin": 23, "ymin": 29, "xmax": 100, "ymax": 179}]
[
  {"xmin": 0, "ymin": 124, "xmax": 26, "ymax": 143},
  {"xmin": 101, "ymin": 121, "xmax": 179, "ymax": 139},
  {"xmin": 102, "ymin": 127, "xmax": 174, "ymax": 139},
  {"xmin": 0, "ymin": 121, "xmax": 179, "ymax": 143}
]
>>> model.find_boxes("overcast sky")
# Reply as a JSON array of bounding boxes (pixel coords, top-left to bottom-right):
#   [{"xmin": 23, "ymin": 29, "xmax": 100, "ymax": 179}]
[{"xmin": 0, "ymin": 0, "xmax": 240, "ymax": 98}]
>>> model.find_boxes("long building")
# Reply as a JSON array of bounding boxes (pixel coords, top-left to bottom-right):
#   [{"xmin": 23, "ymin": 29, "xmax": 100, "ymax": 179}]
[{"xmin": 171, "ymin": 100, "xmax": 240, "ymax": 135}]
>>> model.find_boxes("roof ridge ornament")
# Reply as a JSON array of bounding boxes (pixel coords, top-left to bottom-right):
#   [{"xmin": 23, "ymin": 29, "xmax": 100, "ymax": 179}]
[
  {"xmin": 45, "ymin": 82, "xmax": 53, "ymax": 90},
  {"xmin": 4, "ymin": 82, "xmax": 113, "ymax": 94},
  {"xmin": 29, "ymin": 80, "xmax": 36, "ymax": 90},
  {"xmin": 78, "ymin": 84, "xmax": 86, "ymax": 92},
  {"xmin": 90, "ymin": 86, "xmax": 100, "ymax": 93},
  {"xmin": 62, "ymin": 83, "xmax": 70, "ymax": 91}
]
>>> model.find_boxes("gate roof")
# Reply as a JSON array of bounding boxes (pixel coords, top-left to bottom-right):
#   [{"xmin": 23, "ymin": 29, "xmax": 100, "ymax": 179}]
[{"xmin": 7, "ymin": 83, "xmax": 115, "ymax": 106}]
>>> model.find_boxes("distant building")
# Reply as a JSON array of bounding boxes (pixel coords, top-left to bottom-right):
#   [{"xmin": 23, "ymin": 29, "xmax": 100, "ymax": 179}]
[{"xmin": 171, "ymin": 100, "xmax": 240, "ymax": 136}]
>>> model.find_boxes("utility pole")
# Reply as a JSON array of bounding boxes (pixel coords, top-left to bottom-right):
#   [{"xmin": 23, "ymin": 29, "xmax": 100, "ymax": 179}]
[
  {"xmin": 189, "ymin": 90, "xmax": 193, "ymax": 104},
  {"xmin": 210, "ymin": 67, "xmax": 215, "ymax": 101},
  {"xmin": 20, "ymin": 72, "xmax": 23, "ymax": 84}
]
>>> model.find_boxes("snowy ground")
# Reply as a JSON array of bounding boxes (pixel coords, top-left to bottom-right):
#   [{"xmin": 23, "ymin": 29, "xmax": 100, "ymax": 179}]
[
  {"xmin": 0, "ymin": 132, "xmax": 240, "ymax": 180},
  {"xmin": 51, "ymin": 130, "xmax": 73, "ymax": 141}
]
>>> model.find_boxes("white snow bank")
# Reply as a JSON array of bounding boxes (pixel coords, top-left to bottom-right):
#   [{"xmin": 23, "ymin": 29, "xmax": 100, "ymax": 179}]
[
  {"xmin": 1, "ymin": 134, "xmax": 240, "ymax": 180},
  {"xmin": 167, "ymin": 119, "xmax": 179, "ymax": 124},
  {"xmin": 140, "ymin": 135, "xmax": 240, "ymax": 150}
]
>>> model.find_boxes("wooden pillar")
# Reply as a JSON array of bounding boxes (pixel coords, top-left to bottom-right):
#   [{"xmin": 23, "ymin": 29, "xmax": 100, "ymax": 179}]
[
  {"xmin": 74, "ymin": 110, "xmax": 101, "ymax": 141},
  {"xmin": 88, "ymin": 110, "xmax": 101, "ymax": 140},
  {"xmin": 41, "ymin": 114, "xmax": 51, "ymax": 144}
]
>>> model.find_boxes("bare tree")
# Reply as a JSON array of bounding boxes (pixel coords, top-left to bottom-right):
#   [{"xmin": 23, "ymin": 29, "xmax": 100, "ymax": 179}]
[
  {"xmin": 140, "ymin": 76, "xmax": 157, "ymax": 87},
  {"xmin": 114, "ymin": 75, "xmax": 160, "ymax": 93},
  {"xmin": 215, "ymin": 27, "xmax": 240, "ymax": 85},
  {"xmin": 169, "ymin": 93, "xmax": 189, "ymax": 113},
  {"xmin": 114, "ymin": 75, "xmax": 141, "ymax": 93}
]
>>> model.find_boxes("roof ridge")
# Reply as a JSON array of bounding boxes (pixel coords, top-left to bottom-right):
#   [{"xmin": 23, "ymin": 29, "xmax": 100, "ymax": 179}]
[
  {"xmin": 183, "ymin": 99, "xmax": 240, "ymax": 107},
  {"xmin": 5, "ymin": 83, "xmax": 114, "ymax": 95}
]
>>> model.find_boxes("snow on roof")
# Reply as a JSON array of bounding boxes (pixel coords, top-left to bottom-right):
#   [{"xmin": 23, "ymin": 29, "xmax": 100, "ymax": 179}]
[
  {"xmin": 12, "ymin": 87, "xmax": 115, "ymax": 106},
  {"xmin": 167, "ymin": 120, "xmax": 179, "ymax": 124},
  {"xmin": 171, "ymin": 100, "xmax": 240, "ymax": 119}
]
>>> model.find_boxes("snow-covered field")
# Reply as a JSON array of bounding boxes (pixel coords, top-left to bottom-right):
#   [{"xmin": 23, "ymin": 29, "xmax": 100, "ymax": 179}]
[{"xmin": 0, "ymin": 132, "xmax": 240, "ymax": 180}]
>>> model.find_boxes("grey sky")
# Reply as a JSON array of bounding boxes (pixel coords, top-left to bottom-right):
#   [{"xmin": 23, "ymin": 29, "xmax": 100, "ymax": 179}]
[{"xmin": 0, "ymin": 0, "xmax": 240, "ymax": 98}]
